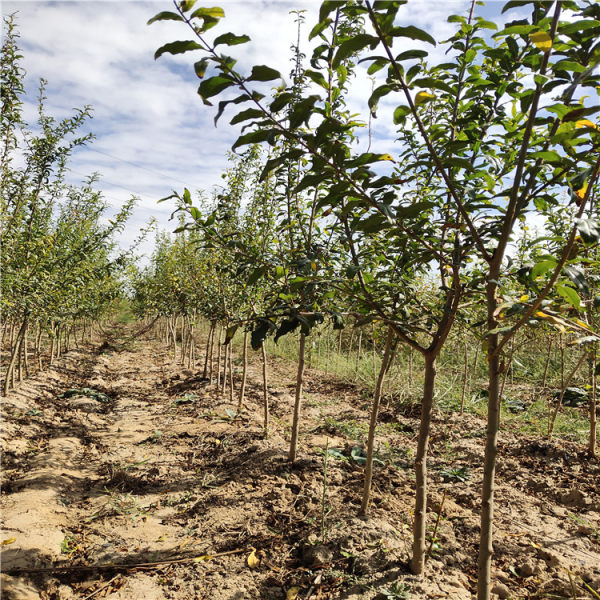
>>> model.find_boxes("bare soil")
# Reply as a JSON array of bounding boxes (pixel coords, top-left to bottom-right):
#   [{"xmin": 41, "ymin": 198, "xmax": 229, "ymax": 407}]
[{"xmin": 1, "ymin": 328, "xmax": 599, "ymax": 599}]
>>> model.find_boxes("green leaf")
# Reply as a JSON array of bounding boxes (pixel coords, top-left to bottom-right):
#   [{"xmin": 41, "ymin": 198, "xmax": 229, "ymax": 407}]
[
  {"xmin": 552, "ymin": 59, "xmax": 587, "ymax": 73},
  {"xmin": 563, "ymin": 265, "xmax": 589, "ymax": 295},
  {"xmin": 231, "ymin": 129, "xmax": 277, "ymax": 151},
  {"xmin": 198, "ymin": 75, "xmax": 234, "ymax": 105},
  {"xmin": 556, "ymin": 284, "xmax": 581, "ymax": 310},
  {"xmin": 411, "ymin": 77, "xmax": 454, "ymax": 94},
  {"xmin": 395, "ymin": 49, "xmax": 429, "ymax": 61},
  {"xmin": 368, "ymin": 84, "xmax": 393, "ymax": 116},
  {"xmin": 274, "ymin": 318, "xmax": 300, "ymax": 343},
  {"xmin": 332, "ymin": 34, "xmax": 379, "ymax": 69},
  {"xmin": 576, "ymin": 218, "xmax": 600, "ymax": 244},
  {"xmin": 390, "ymin": 25, "xmax": 436, "ymax": 46},
  {"xmin": 154, "ymin": 40, "xmax": 202, "ymax": 60},
  {"xmin": 190, "ymin": 6, "xmax": 225, "ymax": 19},
  {"xmin": 248, "ymin": 65, "xmax": 281, "ymax": 81},
  {"xmin": 529, "ymin": 150, "xmax": 562, "ymax": 163},
  {"xmin": 247, "ymin": 266, "xmax": 267, "ymax": 286},
  {"xmin": 443, "ymin": 157, "xmax": 473, "ymax": 171},
  {"xmin": 309, "ymin": 18, "xmax": 331, "ymax": 41},
  {"xmin": 224, "ymin": 324, "xmax": 238, "ymax": 345},
  {"xmin": 147, "ymin": 11, "xmax": 184, "ymax": 25},
  {"xmin": 304, "ymin": 69, "xmax": 328, "ymax": 88},
  {"xmin": 194, "ymin": 58, "xmax": 210, "ymax": 79},
  {"xmin": 214, "ymin": 32, "xmax": 250, "ymax": 47},
  {"xmin": 230, "ymin": 108, "xmax": 264, "ymax": 125},
  {"xmin": 393, "ymin": 105, "xmax": 411, "ymax": 124},
  {"xmin": 251, "ymin": 320, "xmax": 271, "ymax": 350},
  {"xmin": 531, "ymin": 259, "xmax": 557, "ymax": 279}
]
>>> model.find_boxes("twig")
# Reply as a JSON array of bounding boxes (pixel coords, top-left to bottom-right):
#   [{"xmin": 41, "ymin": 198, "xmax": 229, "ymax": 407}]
[
  {"xmin": 3, "ymin": 548, "xmax": 247, "ymax": 576},
  {"xmin": 81, "ymin": 574, "xmax": 120, "ymax": 600}
]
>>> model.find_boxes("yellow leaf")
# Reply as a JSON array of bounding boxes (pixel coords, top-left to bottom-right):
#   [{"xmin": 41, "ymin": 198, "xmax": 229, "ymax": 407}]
[
  {"xmin": 286, "ymin": 587, "xmax": 301, "ymax": 600},
  {"xmin": 535, "ymin": 311, "xmax": 549, "ymax": 318},
  {"xmin": 193, "ymin": 555, "xmax": 212, "ymax": 562},
  {"xmin": 520, "ymin": 294, "xmax": 530, "ymax": 302},
  {"xmin": 1, "ymin": 538, "xmax": 16, "ymax": 546},
  {"xmin": 576, "ymin": 183, "xmax": 588, "ymax": 200},
  {"xmin": 378, "ymin": 153, "xmax": 396, "ymax": 162},
  {"xmin": 529, "ymin": 31, "xmax": 552, "ymax": 52},
  {"xmin": 247, "ymin": 549, "xmax": 260, "ymax": 569},
  {"xmin": 575, "ymin": 319, "xmax": 590, "ymax": 329},
  {"xmin": 415, "ymin": 91, "xmax": 435, "ymax": 106},
  {"xmin": 575, "ymin": 119, "xmax": 597, "ymax": 130}
]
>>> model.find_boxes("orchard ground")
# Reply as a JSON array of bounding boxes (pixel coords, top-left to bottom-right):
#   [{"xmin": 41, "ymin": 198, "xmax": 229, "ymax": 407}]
[{"xmin": 1, "ymin": 323, "xmax": 599, "ymax": 600}]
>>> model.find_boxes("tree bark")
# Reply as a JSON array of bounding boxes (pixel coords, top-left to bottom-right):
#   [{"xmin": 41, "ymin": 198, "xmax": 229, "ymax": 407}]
[
  {"xmin": 411, "ymin": 353, "xmax": 437, "ymax": 575},
  {"xmin": 288, "ymin": 333, "xmax": 306, "ymax": 462},
  {"xmin": 477, "ymin": 282, "xmax": 502, "ymax": 600},
  {"xmin": 360, "ymin": 327, "xmax": 394, "ymax": 516},
  {"xmin": 589, "ymin": 347, "xmax": 597, "ymax": 457},
  {"xmin": 261, "ymin": 341, "xmax": 269, "ymax": 435},
  {"xmin": 3, "ymin": 316, "xmax": 28, "ymax": 396},
  {"xmin": 237, "ymin": 331, "xmax": 248, "ymax": 413}
]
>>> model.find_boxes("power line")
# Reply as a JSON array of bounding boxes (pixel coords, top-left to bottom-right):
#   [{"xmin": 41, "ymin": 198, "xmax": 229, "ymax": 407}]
[{"xmin": 80, "ymin": 147, "xmax": 195, "ymax": 188}]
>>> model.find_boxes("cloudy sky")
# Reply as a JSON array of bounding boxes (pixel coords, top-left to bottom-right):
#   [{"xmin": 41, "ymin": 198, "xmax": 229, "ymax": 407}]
[{"xmin": 4, "ymin": 0, "xmax": 515, "ymax": 259}]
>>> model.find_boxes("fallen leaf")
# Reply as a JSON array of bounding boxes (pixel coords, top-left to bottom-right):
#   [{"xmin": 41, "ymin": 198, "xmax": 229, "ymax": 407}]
[
  {"xmin": 193, "ymin": 555, "xmax": 212, "ymax": 562},
  {"xmin": 247, "ymin": 549, "xmax": 260, "ymax": 569},
  {"xmin": 1, "ymin": 538, "xmax": 16, "ymax": 546},
  {"xmin": 286, "ymin": 586, "xmax": 300, "ymax": 600}
]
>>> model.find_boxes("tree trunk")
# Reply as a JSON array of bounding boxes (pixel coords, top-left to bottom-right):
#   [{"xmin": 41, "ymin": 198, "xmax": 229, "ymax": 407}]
[
  {"xmin": 541, "ymin": 336, "xmax": 553, "ymax": 388},
  {"xmin": 261, "ymin": 341, "xmax": 269, "ymax": 436},
  {"xmin": 36, "ymin": 323, "xmax": 43, "ymax": 371},
  {"xmin": 227, "ymin": 342, "xmax": 234, "ymax": 403},
  {"xmin": 548, "ymin": 349, "xmax": 587, "ymax": 438},
  {"xmin": 589, "ymin": 347, "xmax": 597, "ymax": 457},
  {"xmin": 288, "ymin": 333, "xmax": 306, "ymax": 462},
  {"xmin": 237, "ymin": 331, "xmax": 248, "ymax": 413},
  {"xmin": 477, "ymin": 284, "xmax": 502, "ymax": 600},
  {"xmin": 204, "ymin": 321, "xmax": 215, "ymax": 379},
  {"xmin": 460, "ymin": 337, "xmax": 469, "ymax": 415},
  {"xmin": 22, "ymin": 325, "xmax": 29, "ymax": 378},
  {"xmin": 3, "ymin": 316, "xmax": 28, "ymax": 396},
  {"xmin": 360, "ymin": 327, "xmax": 394, "ymax": 516},
  {"xmin": 356, "ymin": 328, "xmax": 363, "ymax": 374},
  {"xmin": 411, "ymin": 352, "xmax": 437, "ymax": 575},
  {"xmin": 216, "ymin": 324, "xmax": 223, "ymax": 390}
]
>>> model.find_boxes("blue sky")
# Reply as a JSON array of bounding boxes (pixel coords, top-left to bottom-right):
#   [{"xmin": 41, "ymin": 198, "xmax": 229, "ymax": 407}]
[{"xmin": 4, "ymin": 0, "xmax": 519, "ymax": 259}]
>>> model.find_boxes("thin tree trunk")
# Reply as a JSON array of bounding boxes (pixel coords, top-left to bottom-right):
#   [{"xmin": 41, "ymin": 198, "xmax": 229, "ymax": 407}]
[
  {"xmin": 460, "ymin": 337, "xmax": 469, "ymax": 415},
  {"xmin": 541, "ymin": 336, "xmax": 553, "ymax": 388},
  {"xmin": 356, "ymin": 328, "xmax": 363, "ymax": 374},
  {"xmin": 3, "ymin": 316, "xmax": 28, "ymax": 396},
  {"xmin": 360, "ymin": 327, "xmax": 394, "ymax": 516},
  {"xmin": 228, "ymin": 341, "xmax": 234, "ymax": 404},
  {"xmin": 589, "ymin": 347, "xmax": 597, "ymax": 457},
  {"xmin": 288, "ymin": 333, "xmax": 306, "ymax": 462},
  {"xmin": 216, "ymin": 324, "xmax": 223, "ymax": 391},
  {"xmin": 22, "ymin": 325, "xmax": 29, "ymax": 378},
  {"xmin": 548, "ymin": 349, "xmax": 587, "ymax": 438},
  {"xmin": 237, "ymin": 331, "xmax": 248, "ymax": 413},
  {"xmin": 477, "ymin": 285, "xmax": 502, "ymax": 600},
  {"xmin": 36, "ymin": 323, "xmax": 43, "ymax": 371},
  {"xmin": 261, "ymin": 341, "xmax": 269, "ymax": 435},
  {"xmin": 411, "ymin": 353, "xmax": 437, "ymax": 575},
  {"xmin": 408, "ymin": 347, "xmax": 414, "ymax": 388},
  {"xmin": 325, "ymin": 327, "xmax": 331, "ymax": 374},
  {"xmin": 372, "ymin": 324, "xmax": 377, "ymax": 386},
  {"xmin": 209, "ymin": 322, "xmax": 216, "ymax": 384},
  {"xmin": 204, "ymin": 321, "xmax": 215, "ymax": 379}
]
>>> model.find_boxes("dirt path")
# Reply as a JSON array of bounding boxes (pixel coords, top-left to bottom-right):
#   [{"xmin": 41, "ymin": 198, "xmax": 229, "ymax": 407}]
[{"xmin": 1, "ymin": 332, "xmax": 599, "ymax": 599}]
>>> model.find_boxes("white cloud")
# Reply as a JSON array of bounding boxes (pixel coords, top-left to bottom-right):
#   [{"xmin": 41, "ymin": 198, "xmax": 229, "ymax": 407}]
[{"xmin": 4, "ymin": 0, "xmax": 514, "ymax": 261}]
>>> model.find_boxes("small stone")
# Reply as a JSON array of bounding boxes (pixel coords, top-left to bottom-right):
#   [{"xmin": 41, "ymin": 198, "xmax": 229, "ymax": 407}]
[
  {"xmin": 519, "ymin": 560, "xmax": 538, "ymax": 577},
  {"xmin": 302, "ymin": 544, "xmax": 334, "ymax": 567},
  {"xmin": 491, "ymin": 582, "xmax": 511, "ymax": 599}
]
